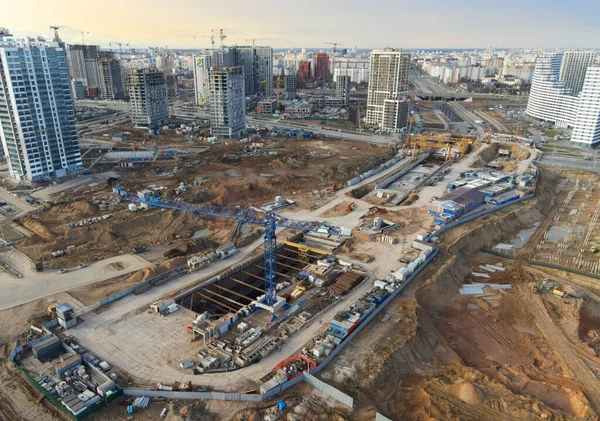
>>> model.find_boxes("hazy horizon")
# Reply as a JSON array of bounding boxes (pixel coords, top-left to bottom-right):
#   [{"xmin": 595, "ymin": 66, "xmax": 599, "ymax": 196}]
[{"xmin": 4, "ymin": 0, "xmax": 600, "ymax": 50}]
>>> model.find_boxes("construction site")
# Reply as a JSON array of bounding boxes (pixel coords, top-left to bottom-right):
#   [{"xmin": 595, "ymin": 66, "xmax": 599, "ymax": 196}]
[{"xmin": 7, "ymin": 95, "xmax": 600, "ymax": 421}]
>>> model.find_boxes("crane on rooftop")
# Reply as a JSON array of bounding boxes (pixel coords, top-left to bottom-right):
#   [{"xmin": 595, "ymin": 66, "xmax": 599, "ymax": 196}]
[
  {"xmin": 114, "ymin": 188, "xmax": 339, "ymax": 317},
  {"xmin": 80, "ymin": 31, "xmax": 89, "ymax": 45},
  {"xmin": 49, "ymin": 25, "xmax": 63, "ymax": 43},
  {"xmin": 324, "ymin": 42, "xmax": 339, "ymax": 54},
  {"xmin": 219, "ymin": 29, "xmax": 226, "ymax": 50}
]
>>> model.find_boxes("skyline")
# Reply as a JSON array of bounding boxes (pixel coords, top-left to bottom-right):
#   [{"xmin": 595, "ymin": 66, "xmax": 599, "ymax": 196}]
[{"xmin": 3, "ymin": 0, "xmax": 600, "ymax": 50}]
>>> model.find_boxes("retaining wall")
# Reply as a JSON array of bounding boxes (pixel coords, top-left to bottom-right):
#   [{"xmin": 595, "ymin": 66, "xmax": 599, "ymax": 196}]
[{"xmin": 375, "ymin": 153, "xmax": 429, "ymax": 190}]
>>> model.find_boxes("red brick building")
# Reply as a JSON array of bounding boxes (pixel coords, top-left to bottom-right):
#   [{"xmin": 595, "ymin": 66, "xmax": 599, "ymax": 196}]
[
  {"xmin": 298, "ymin": 61, "xmax": 312, "ymax": 80},
  {"xmin": 314, "ymin": 53, "xmax": 330, "ymax": 79}
]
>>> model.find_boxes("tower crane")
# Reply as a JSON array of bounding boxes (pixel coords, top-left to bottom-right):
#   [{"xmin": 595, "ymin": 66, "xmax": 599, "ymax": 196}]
[
  {"xmin": 49, "ymin": 25, "xmax": 62, "ymax": 43},
  {"xmin": 116, "ymin": 42, "xmax": 130, "ymax": 58},
  {"xmin": 114, "ymin": 188, "xmax": 339, "ymax": 316},
  {"xmin": 324, "ymin": 42, "xmax": 339, "ymax": 54},
  {"xmin": 80, "ymin": 31, "xmax": 89, "ymax": 45},
  {"xmin": 219, "ymin": 29, "xmax": 227, "ymax": 49}
]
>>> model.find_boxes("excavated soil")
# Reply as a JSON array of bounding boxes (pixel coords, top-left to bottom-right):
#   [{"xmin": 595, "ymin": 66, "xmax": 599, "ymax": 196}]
[{"xmin": 322, "ymin": 169, "xmax": 600, "ymax": 420}]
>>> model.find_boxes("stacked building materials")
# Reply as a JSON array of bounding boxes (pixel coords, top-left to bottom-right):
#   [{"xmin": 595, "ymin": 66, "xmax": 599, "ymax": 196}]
[{"xmin": 327, "ymin": 270, "xmax": 365, "ymax": 295}]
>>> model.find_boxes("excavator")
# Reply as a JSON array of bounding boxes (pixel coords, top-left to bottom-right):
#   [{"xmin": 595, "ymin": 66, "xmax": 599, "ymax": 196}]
[{"xmin": 345, "ymin": 202, "xmax": 356, "ymax": 212}]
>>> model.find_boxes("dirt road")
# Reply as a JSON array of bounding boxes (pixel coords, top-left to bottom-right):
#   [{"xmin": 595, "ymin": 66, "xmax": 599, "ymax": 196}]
[{"xmin": 519, "ymin": 283, "xmax": 600, "ymax": 413}]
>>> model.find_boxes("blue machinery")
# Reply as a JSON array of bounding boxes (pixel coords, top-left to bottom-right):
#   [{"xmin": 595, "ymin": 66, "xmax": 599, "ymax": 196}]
[{"xmin": 115, "ymin": 188, "xmax": 338, "ymax": 314}]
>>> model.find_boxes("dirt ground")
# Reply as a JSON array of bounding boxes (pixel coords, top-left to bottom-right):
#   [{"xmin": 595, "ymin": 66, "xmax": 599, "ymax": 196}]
[
  {"xmin": 315, "ymin": 168, "xmax": 600, "ymax": 420},
  {"xmin": 15, "ymin": 138, "xmax": 391, "ymax": 268}
]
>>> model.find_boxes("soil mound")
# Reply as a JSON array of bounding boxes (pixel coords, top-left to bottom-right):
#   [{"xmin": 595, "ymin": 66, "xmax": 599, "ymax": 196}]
[{"xmin": 21, "ymin": 217, "xmax": 53, "ymax": 241}]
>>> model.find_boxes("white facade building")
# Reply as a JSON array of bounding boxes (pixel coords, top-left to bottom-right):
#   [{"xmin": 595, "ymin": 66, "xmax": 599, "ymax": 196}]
[
  {"xmin": 0, "ymin": 35, "xmax": 82, "ymax": 181},
  {"xmin": 571, "ymin": 67, "xmax": 600, "ymax": 146},
  {"xmin": 365, "ymin": 49, "xmax": 410, "ymax": 133},
  {"xmin": 193, "ymin": 53, "xmax": 211, "ymax": 105},
  {"xmin": 527, "ymin": 52, "xmax": 600, "ymax": 146}
]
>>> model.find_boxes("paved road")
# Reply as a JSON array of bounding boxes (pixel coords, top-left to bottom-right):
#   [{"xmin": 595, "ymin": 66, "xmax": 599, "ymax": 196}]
[
  {"xmin": 0, "ymin": 189, "xmax": 37, "ymax": 215},
  {"xmin": 0, "ymin": 253, "xmax": 149, "ymax": 310},
  {"xmin": 30, "ymin": 171, "xmax": 120, "ymax": 202}
]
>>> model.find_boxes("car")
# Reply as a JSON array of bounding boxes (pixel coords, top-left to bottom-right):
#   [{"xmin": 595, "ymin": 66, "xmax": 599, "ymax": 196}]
[
  {"xmin": 78, "ymin": 263, "xmax": 86, "ymax": 269},
  {"xmin": 59, "ymin": 268, "xmax": 67, "ymax": 274}
]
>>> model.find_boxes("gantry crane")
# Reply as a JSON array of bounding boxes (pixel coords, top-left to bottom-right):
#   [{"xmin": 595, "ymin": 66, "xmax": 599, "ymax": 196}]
[
  {"xmin": 408, "ymin": 132, "xmax": 475, "ymax": 160},
  {"xmin": 114, "ymin": 188, "xmax": 339, "ymax": 315}
]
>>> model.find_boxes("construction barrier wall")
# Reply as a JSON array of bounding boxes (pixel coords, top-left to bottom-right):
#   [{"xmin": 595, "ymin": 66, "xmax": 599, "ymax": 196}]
[
  {"xmin": 303, "ymin": 372, "xmax": 354, "ymax": 408},
  {"xmin": 529, "ymin": 260, "xmax": 600, "ymax": 281}
]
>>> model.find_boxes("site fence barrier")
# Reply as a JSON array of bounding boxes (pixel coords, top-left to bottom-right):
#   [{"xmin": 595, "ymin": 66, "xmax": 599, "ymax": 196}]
[
  {"xmin": 528, "ymin": 260, "xmax": 600, "ymax": 281},
  {"xmin": 303, "ymin": 372, "xmax": 354, "ymax": 408}
]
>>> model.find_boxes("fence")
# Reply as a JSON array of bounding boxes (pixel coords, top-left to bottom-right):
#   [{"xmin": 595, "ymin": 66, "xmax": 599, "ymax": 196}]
[
  {"xmin": 535, "ymin": 158, "xmax": 600, "ymax": 173},
  {"xmin": 303, "ymin": 372, "xmax": 354, "ymax": 408},
  {"xmin": 528, "ymin": 259, "xmax": 600, "ymax": 281}
]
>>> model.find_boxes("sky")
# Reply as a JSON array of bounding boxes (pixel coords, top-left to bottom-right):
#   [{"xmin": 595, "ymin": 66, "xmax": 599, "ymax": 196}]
[{"xmin": 3, "ymin": 0, "xmax": 600, "ymax": 50}]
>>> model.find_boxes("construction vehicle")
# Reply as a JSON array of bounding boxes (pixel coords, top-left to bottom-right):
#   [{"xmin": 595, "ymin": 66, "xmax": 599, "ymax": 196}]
[
  {"xmin": 345, "ymin": 202, "xmax": 356, "ymax": 212},
  {"xmin": 114, "ymin": 188, "xmax": 339, "ymax": 318},
  {"xmin": 553, "ymin": 289, "xmax": 566, "ymax": 298},
  {"xmin": 329, "ymin": 184, "xmax": 341, "ymax": 192}
]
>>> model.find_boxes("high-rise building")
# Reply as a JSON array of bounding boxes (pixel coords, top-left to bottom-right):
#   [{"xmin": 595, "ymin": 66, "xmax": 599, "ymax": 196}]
[
  {"xmin": 314, "ymin": 53, "xmax": 330, "ymax": 79},
  {"xmin": 571, "ymin": 67, "xmax": 600, "ymax": 146},
  {"xmin": 559, "ymin": 51, "xmax": 596, "ymax": 96},
  {"xmin": 527, "ymin": 52, "xmax": 600, "ymax": 146},
  {"xmin": 71, "ymin": 79, "xmax": 86, "ymax": 100},
  {"xmin": 193, "ymin": 53, "xmax": 211, "ymax": 105},
  {"xmin": 229, "ymin": 46, "xmax": 273, "ymax": 96},
  {"xmin": 67, "ymin": 44, "xmax": 100, "ymax": 89},
  {"xmin": 336, "ymin": 75, "xmax": 351, "ymax": 106},
  {"xmin": 298, "ymin": 61, "xmax": 312, "ymax": 80},
  {"xmin": 365, "ymin": 48, "xmax": 411, "ymax": 133},
  {"xmin": 0, "ymin": 35, "xmax": 82, "ymax": 181},
  {"xmin": 283, "ymin": 75, "xmax": 297, "ymax": 100},
  {"xmin": 128, "ymin": 69, "xmax": 170, "ymax": 131},
  {"xmin": 208, "ymin": 66, "xmax": 246, "ymax": 138},
  {"xmin": 99, "ymin": 58, "xmax": 126, "ymax": 100}
]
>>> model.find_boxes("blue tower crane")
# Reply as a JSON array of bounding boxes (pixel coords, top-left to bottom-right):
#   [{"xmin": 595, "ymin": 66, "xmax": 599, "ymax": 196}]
[{"xmin": 115, "ymin": 188, "xmax": 338, "ymax": 311}]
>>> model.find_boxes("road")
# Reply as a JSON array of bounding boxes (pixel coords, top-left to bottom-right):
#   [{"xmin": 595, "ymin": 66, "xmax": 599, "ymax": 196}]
[
  {"xmin": 0, "ymin": 252, "xmax": 150, "ymax": 310},
  {"xmin": 30, "ymin": 171, "xmax": 120, "ymax": 202},
  {"xmin": 0, "ymin": 189, "xmax": 37, "ymax": 215}
]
